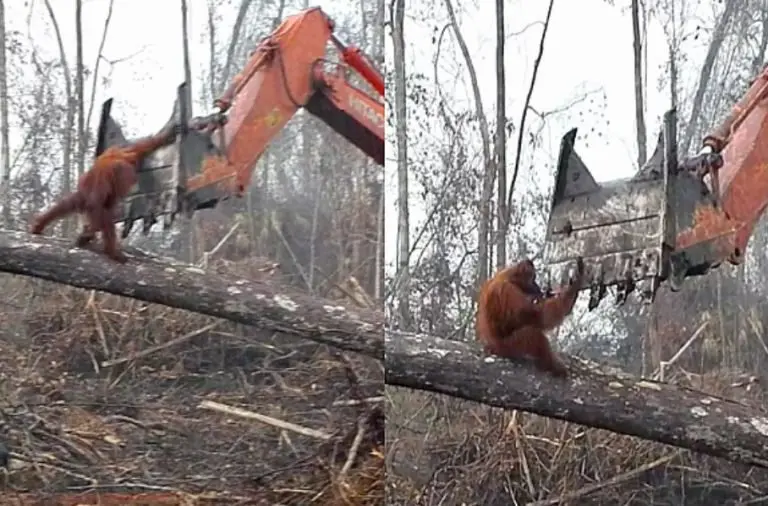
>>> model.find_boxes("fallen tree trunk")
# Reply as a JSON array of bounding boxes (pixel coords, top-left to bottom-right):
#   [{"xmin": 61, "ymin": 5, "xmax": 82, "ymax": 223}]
[
  {"xmin": 0, "ymin": 230, "xmax": 383, "ymax": 360},
  {"xmin": 385, "ymin": 329, "xmax": 768, "ymax": 469}
]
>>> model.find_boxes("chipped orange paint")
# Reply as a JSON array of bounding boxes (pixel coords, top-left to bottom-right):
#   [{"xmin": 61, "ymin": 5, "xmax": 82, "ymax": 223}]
[
  {"xmin": 675, "ymin": 64, "xmax": 768, "ymax": 265},
  {"xmin": 674, "ymin": 204, "xmax": 736, "ymax": 258},
  {"xmin": 179, "ymin": 7, "xmax": 384, "ymax": 202}
]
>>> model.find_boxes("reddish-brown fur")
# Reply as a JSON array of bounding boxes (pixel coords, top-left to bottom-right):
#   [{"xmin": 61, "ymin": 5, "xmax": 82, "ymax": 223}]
[
  {"xmin": 29, "ymin": 126, "xmax": 179, "ymax": 263},
  {"xmin": 475, "ymin": 257, "xmax": 584, "ymax": 377}
]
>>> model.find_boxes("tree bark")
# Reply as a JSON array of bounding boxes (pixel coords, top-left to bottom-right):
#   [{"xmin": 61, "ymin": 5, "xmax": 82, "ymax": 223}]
[
  {"xmin": 207, "ymin": 0, "xmax": 217, "ymax": 104},
  {"xmin": 179, "ymin": 0, "xmax": 198, "ymax": 262},
  {"xmin": 219, "ymin": 0, "xmax": 253, "ymax": 94},
  {"xmin": 43, "ymin": 0, "xmax": 74, "ymax": 237},
  {"xmin": 84, "ymin": 0, "xmax": 114, "ymax": 145},
  {"xmin": 494, "ymin": 0, "xmax": 507, "ymax": 269},
  {"xmin": 631, "ymin": 0, "xmax": 647, "ymax": 168},
  {"xmin": 0, "ymin": 230, "xmax": 383, "ymax": 360},
  {"xmin": 180, "ymin": 0, "xmax": 193, "ymax": 109},
  {"xmin": 75, "ymin": 0, "xmax": 85, "ymax": 178},
  {"xmin": 385, "ymin": 330, "xmax": 768, "ymax": 469},
  {"xmin": 680, "ymin": 0, "xmax": 739, "ymax": 155},
  {"xmin": 0, "ymin": 0, "xmax": 9, "ymax": 226},
  {"xmin": 506, "ymin": 0, "xmax": 553, "ymax": 216},
  {"xmin": 443, "ymin": 0, "xmax": 493, "ymax": 289},
  {"xmin": 392, "ymin": 0, "xmax": 411, "ymax": 328}
]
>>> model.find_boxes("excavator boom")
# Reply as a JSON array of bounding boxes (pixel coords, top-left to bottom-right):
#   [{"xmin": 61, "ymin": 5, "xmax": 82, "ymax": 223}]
[
  {"xmin": 95, "ymin": 6, "xmax": 383, "ymax": 237},
  {"xmin": 540, "ymin": 65, "xmax": 768, "ymax": 310}
]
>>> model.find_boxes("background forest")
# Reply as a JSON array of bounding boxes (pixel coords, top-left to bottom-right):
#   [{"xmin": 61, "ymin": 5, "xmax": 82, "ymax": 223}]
[
  {"xmin": 0, "ymin": 0, "xmax": 385, "ymax": 503},
  {"xmin": 384, "ymin": 0, "xmax": 768, "ymax": 504}
]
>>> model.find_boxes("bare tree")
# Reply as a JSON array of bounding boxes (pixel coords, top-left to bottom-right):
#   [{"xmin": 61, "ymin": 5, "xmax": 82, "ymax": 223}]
[
  {"xmin": 680, "ymin": 0, "xmax": 739, "ymax": 154},
  {"xmin": 75, "ymin": 0, "xmax": 85, "ymax": 178},
  {"xmin": 392, "ymin": 0, "xmax": 411, "ymax": 327},
  {"xmin": 751, "ymin": 2, "xmax": 768, "ymax": 76},
  {"xmin": 181, "ymin": 0, "xmax": 193, "ymax": 111},
  {"xmin": 220, "ymin": 0, "xmax": 253, "ymax": 94},
  {"xmin": 84, "ymin": 0, "xmax": 114, "ymax": 143},
  {"xmin": 0, "ymin": 0, "xmax": 9, "ymax": 225},
  {"xmin": 42, "ymin": 0, "xmax": 74, "ymax": 237},
  {"xmin": 443, "ymin": 0, "xmax": 493, "ymax": 288},
  {"xmin": 207, "ymin": 0, "xmax": 217, "ymax": 102},
  {"xmin": 631, "ymin": 0, "xmax": 647, "ymax": 168},
  {"xmin": 180, "ymin": 0, "xmax": 202, "ymax": 264},
  {"xmin": 506, "ymin": 0, "xmax": 554, "ymax": 217},
  {"xmin": 494, "ymin": 0, "xmax": 507, "ymax": 269},
  {"xmin": 373, "ymin": 0, "xmax": 385, "ymax": 300}
]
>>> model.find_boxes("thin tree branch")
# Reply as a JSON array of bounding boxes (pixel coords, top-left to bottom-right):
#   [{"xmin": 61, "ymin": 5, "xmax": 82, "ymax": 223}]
[{"xmin": 506, "ymin": 0, "xmax": 554, "ymax": 216}]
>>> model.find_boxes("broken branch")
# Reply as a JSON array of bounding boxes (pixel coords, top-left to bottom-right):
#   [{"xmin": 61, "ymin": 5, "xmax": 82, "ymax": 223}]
[
  {"xmin": 198, "ymin": 400, "xmax": 332, "ymax": 440},
  {"xmin": 101, "ymin": 322, "xmax": 220, "ymax": 368}
]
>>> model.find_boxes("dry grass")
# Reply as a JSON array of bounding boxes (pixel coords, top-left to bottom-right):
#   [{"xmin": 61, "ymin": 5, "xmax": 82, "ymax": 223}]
[
  {"xmin": 386, "ymin": 369, "xmax": 768, "ymax": 505},
  {"xmin": 0, "ymin": 257, "xmax": 383, "ymax": 505}
]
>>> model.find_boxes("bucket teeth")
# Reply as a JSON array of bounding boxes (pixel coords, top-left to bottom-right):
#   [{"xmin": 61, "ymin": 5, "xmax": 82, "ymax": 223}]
[
  {"xmin": 540, "ymin": 110, "xmax": 680, "ymax": 310},
  {"xmin": 95, "ymin": 82, "xmax": 228, "ymax": 238}
]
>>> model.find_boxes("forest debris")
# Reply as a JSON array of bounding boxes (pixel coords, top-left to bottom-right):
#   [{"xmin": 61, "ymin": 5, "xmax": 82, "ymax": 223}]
[
  {"xmin": 198, "ymin": 400, "xmax": 332, "ymax": 440},
  {"xmin": 0, "ymin": 491, "xmax": 260, "ymax": 505},
  {"xmin": 0, "ymin": 230, "xmax": 383, "ymax": 359},
  {"xmin": 527, "ymin": 453, "xmax": 678, "ymax": 506},
  {"xmin": 386, "ymin": 329, "xmax": 768, "ymax": 469},
  {"xmin": 332, "ymin": 396, "xmax": 384, "ymax": 407},
  {"xmin": 101, "ymin": 322, "xmax": 219, "ymax": 367},
  {"xmin": 339, "ymin": 416, "xmax": 367, "ymax": 477}
]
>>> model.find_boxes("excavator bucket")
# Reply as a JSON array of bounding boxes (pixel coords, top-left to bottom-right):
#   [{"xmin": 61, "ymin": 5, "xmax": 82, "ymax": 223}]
[
  {"xmin": 539, "ymin": 110, "xmax": 680, "ymax": 310},
  {"xmin": 96, "ymin": 82, "xmax": 231, "ymax": 237}
]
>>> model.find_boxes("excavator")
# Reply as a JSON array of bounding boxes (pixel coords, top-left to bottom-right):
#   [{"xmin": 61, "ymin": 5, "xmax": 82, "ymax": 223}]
[
  {"xmin": 539, "ymin": 66, "xmax": 768, "ymax": 311},
  {"xmin": 94, "ymin": 6, "xmax": 383, "ymax": 236}
]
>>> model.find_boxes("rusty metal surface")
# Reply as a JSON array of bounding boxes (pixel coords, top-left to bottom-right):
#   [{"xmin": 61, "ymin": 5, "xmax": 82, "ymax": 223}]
[
  {"xmin": 539, "ymin": 102, "xmax": 766, "ymax": 310},
  {"xmin": 717, "ymin": 78, "xmax": 768, "ymax": 259},
  {"xmin": 541, "ymin": 111, "xmax": 678, "ymax": 309},
  {"xmin": 95, "ymin": 84, "xmax": 233, "ymax": 237}
]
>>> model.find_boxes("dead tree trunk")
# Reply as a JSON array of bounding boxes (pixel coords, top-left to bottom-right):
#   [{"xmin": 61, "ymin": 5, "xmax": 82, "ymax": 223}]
[
  {"xmin": 385, "ymin": 329, "xmax": 768, "ymax": 469},
  {"xmin": 0, "ymin": 230, "xmax": 383, "ymax": 360},
  {"xmin": 75, "ymin": 0, "xmax": 85, "ymax": 178},
  {"xmin": 43, "ymin": 0, "xmax": 74, "ymax": 237},
  {"xmin": 494, "ymin": 0, "xmax": 507, "ymax": 269},
  {"xmin": 392, "ymin": 0, "xmax": 411, "ymax": 328},
  {"xmin": 0, "ymin": 0, "xmax": 9, "ymax": 226},
  {"xmin": 631, "ymin": 0, "xmax": 647, "ymax": 168},
  {"xmin": 443, "ymin": 0, "xmax": 493, "ymax": 288}
]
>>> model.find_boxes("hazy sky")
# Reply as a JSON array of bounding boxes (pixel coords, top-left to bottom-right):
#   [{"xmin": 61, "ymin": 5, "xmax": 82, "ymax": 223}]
[
  {"xmin": 8, "ymin": 0, "xmax": 363, "ymax": 133},
  {"xmin": 382, "ymin": 0, "xmax": 710, "ymax": 273},
  {"xmin": 6, "ymin": 0, "xmax": 715, "ymax": 282},
  {"xmin": 10, "ymin": 0, "xmax": 210, "ymax": 134}
]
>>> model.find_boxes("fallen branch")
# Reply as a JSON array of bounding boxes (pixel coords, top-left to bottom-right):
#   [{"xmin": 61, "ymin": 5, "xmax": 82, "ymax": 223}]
[
  {"xmin": 332, "ymin": 396, "xmax": 385, "ymax": 407},
  {"xmin": 339, "ymin": 415, "xmax": 367, "ymax": 477},
  {"xmin": 198, "ymin": 400, "xmax": 332, "ymax": 440},
  {"xmin": 0, "ymin": 230, "xmax": 383, "ymax": 359},
  {"xmin": 101, "ymin": 322, "xmax": 220, "ymax": 368},
  {"xmin": 528, "ymin": 452, "xmax": 678, "ymax": 506},
  {"xmin": 385, "ymin": 329, "xmax": 768, "ymax": 469}
]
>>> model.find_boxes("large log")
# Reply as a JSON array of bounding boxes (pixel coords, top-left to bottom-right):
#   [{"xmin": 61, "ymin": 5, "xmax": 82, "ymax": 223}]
[
  {"xmin": 385, "ymin": 329, "xmax": 768, "ymax": 469},
  {"xmin": 0, "ymin": 230, "xmax": 383, "ymax": 360}
]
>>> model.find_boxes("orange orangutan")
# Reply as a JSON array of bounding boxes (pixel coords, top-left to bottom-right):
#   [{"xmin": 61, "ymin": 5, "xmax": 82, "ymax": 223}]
[
  {"xmin": 29, "ymin": 125, "xmax": 180, "ymax": 263},
  {"xmin": 475, "ymin": 257, "xmax": 584, "ymax": 377}
]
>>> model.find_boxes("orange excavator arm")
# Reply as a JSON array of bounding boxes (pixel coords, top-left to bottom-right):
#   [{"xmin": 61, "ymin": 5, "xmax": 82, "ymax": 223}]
[
  {"xmin": 94, "ymin": 6, "xmax": 383, "ymax": 236},
  {"xmin": 538, "ymin": 66, "xmax": 768, "ymax": 310},
  {"xmin": 195, "ymin": 7, "xmax": 383, "ymax": 197}
]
